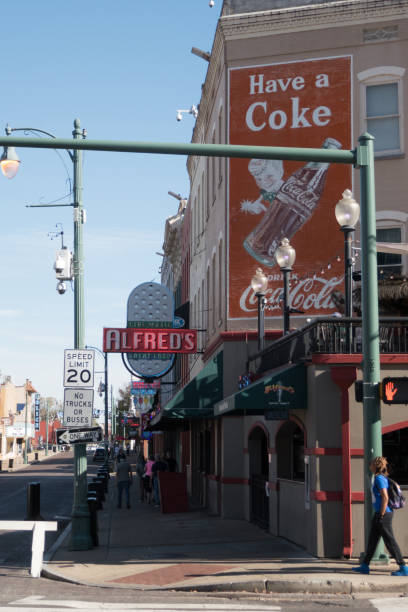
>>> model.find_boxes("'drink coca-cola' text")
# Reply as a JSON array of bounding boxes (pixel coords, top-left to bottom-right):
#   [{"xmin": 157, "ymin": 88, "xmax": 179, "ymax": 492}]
[{"xmin": 239, "ymin": 275, "xmax": 344, "ymax": 314}]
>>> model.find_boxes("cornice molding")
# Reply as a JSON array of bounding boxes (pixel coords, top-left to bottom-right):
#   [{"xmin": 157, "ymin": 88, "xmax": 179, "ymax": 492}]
[{"xmin": 219, "ymin": 0, "xmax": 408, "ymax": 39}]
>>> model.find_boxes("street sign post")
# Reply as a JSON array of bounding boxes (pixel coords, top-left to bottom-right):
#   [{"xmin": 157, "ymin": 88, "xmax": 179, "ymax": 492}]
[
  {"xmin": 56, "ymin": 427, "xmax": 102, "ymax": 445},
  {"xmin": 63, "ymin": 349, "xmax": 95, "ymax": 388},
  {"xmin": 63, "ymin": 388, "xmax": 94, "ymax": 427}
]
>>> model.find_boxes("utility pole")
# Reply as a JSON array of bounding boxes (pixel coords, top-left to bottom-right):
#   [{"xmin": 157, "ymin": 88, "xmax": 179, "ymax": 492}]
[{"xmin": 70, "ymin": 119, "xmax": 92, "ymax": 551}]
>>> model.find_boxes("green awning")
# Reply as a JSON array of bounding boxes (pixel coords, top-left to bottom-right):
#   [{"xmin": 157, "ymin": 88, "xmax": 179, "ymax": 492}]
[
  {"xmin": 156, "ymin": 351, "xmax": 223, "ymax": 421},
  {"xmin": 214, "ymin": 363, "xmax": 307, "ymax": 418}
]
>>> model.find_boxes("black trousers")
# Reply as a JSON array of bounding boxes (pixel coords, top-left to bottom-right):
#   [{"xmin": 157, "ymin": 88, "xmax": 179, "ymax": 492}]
[{"xmin": 364, "ymin": 512, "xmax": 405, "ymax": 566}]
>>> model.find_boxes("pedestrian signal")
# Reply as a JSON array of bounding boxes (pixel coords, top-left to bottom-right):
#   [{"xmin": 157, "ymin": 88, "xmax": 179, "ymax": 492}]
[{"xmin": 382, "ymin": 377, "xmax": 408, "ymax": 405}]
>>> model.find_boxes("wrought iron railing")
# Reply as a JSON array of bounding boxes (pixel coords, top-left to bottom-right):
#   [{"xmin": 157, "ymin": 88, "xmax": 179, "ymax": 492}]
[{"xmin": 251, "ymin": 318, "xmax": 408, "ymax": 374}]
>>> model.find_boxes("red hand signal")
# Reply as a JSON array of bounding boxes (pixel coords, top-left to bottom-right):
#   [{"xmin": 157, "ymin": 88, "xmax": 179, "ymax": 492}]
[{"xmin": 385, "ymin": 381, "xmax": 398, "ymax": 402}]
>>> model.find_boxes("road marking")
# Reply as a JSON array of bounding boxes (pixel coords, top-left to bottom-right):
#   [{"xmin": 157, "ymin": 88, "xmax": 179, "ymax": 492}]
[
  {"xmin": 0, "ymin": 486, "xmax": 27, "ymax": 507},
  {"xmin": 370, "ymin": 598, "xmax": 408, "ymax": 611},
  {"xmin": 8, "ymin": 596, "xmax": 281, "ymax": 611}
]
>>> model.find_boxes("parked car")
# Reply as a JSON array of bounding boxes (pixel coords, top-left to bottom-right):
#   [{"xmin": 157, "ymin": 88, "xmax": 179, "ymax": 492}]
[{"xmin": 92, "ymin": 447, "xmax": 106, "ymax": 463}]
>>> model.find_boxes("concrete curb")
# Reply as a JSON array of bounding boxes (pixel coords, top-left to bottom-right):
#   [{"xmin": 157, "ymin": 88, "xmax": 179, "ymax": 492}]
[{"xmin": 40, "ymin": 563, "xmax": 408, "ymax": 594}]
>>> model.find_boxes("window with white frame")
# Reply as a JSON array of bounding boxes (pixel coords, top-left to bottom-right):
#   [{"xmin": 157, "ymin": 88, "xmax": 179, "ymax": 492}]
[
  {"xmin": 377, "ymin": 227, "xmax": 402, "ymax": 277},
  {"xmin": 358, "ymin": 66, "xmax": 405, "ymax": 156},
  {"xmin": 376, "ymin": 211, "xmax": 407, "ymax": 278}
]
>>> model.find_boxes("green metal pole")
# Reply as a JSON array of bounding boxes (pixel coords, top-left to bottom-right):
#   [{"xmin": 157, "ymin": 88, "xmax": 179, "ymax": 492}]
[
  {"xmin": 70, "ymin": 118, "xmax": 92, "ymax": 551},
  {"xmin": 358, "ymin": 133, "xmax": 383, "ymax": 556},
  {"xmin": 73, "ymin": 118, "xmax": 85, "ymax": 349},
  {"xmin": 0, "ymin": 135, "xmax": 356, "ymax": 165},
  {"xmin": 24, "ymin": 382, "xmax": 28, "ymax": 464},
  {"xmin": 112, "ymin": 395, "xmax": 116, "ymax": 439},
  {"xmin": 45, "ymin": 402, "xmax": 49, "ymax": 457},
  {"xmin": 110, "ymin": 385, "xmax": 114, "ymax": 441}
]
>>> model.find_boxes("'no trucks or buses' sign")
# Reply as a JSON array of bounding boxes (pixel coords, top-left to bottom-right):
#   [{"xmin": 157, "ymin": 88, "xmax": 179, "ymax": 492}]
[{"xmin": 63, "ymin": 388, "xmax": 94, "ymax": 427}]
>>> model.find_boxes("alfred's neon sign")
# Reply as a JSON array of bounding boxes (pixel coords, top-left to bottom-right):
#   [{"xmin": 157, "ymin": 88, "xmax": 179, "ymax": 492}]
[{"xmin": 103, "ymin": 328, "xmax": 197, "ymax": 354}]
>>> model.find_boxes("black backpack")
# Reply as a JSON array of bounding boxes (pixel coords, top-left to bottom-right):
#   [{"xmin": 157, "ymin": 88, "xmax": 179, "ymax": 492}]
[{"xmin": 387, "ymin": 477, "xmax": 406, "ymax": 510}]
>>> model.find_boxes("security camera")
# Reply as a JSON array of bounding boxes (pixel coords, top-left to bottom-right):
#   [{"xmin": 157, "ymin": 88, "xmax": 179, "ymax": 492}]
[
  {"xmin": 176, "ymin": 111, "xmax": 182, "ymax": 122},
  {"xmin": 209, "ymin": 0, "xmax": 215, "ymax": 6},
  {"xmin": 57, "ymin": 281, "xmax": 66, "ymax": 295}
]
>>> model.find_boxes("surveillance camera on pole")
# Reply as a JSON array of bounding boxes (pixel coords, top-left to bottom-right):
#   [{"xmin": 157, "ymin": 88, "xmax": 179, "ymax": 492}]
[
  {"xmin": 54, "ymin": 246, "xmax": 73, "ymax": 294},
  {"xmin": 54, "ymin": 246, "xmax": 73, "ymax": 280},
  {"xmin": 57, "ymin": 281, "xmax": 67, "ymax": 295},
  {"xmin": 176, "ymin": 105, "xmax": 198, "ymax": 122},
  {"xmin": 209, "ymin": 0, "xmax": 215, "ymax": 7}
]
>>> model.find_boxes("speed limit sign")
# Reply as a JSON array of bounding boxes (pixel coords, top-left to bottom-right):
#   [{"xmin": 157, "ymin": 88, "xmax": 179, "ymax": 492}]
[{"xmin": 64, "ymin": 349, "xmax": 95, "ymax": 388}]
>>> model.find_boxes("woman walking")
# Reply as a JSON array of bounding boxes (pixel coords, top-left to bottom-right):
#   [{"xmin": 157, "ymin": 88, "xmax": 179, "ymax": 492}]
[
  {"xmin": 143, "ymin": 455, "xmax": 155, "ymax": 505},
  {"xmin": 352, "ymin": 456, "xmax": 408, "ymax": 576}
]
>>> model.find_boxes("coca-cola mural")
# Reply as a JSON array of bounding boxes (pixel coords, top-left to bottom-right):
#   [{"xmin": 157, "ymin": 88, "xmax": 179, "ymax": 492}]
[{"xmin": 228, "ymin": 56, "xmax": 352, "ymax": 320}]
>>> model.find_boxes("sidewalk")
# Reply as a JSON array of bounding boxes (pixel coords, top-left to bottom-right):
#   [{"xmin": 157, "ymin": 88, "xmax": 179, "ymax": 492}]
[{"xmin": 44, "ymin": 467, "xmax": 408, "ymax": 594}]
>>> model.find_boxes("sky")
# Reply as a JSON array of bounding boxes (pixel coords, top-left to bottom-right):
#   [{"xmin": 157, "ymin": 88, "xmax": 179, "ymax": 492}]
[{"xmin": 0, "ymin": 1, "xmax": 221, "ymax": 411}]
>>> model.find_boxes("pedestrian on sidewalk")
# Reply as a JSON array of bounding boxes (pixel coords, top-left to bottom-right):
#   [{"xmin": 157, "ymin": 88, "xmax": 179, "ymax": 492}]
[
  {"xmin": 116, "ymin": 456, "xmax": 133, "ymax": 509},
  {"xmin": 152, "ymin": 453, "xmax": 168, "ymax": 507},
  {"xmin": 143, "ymin": 455, "xmax": 155, "ymax": 504},
  {"xmin": 352, "ymin": 456, "xmax": 408, "ymax": 576},
  {"xmin": 136, "ymin": 453, "xmax": 146, "ymax": 502}
]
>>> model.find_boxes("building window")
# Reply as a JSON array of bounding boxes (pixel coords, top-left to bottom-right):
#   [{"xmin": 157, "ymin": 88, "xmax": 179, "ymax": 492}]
[
  {"xmin": 383, "ymin": 427, "xmax": 408, "ymax": 486},
  {"xmin": 376, "ymin": 210, "xmax": 407, "ymax": 279},
  {"xmin": 218, "ymin": 108, "xmax": 223, "ymax": 185},
  {"xmin": 358, "ymin": 66, "xmax": 405, "ymax": 157},
  {"xmin": 211, "ymin": 131, "xmax": 216, "ymax": 204},
  {"xmin": 366, "ymin": 83, "xmax": 400, "ymax": 153},
  {"xmin": 197, "ymin": 186, "xmax": 201, "ymax": 238},
  {"xmin": 377, "ymin": 227, "xmax": 402, "ymax": 278},
  {"xmin": 276, "ymin": 421, "xmax": 305, "ymax": 481}
]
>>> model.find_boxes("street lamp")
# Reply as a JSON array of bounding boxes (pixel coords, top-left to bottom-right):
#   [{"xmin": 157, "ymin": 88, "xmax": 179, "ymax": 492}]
[
  {"xmin": 251, "ymin": 268, "xmax": 268, "ymax": 352},
  {"xmin": 1, "ymin": 120, "xmax": 92, "ymax": 551},
  {"xmin": 275, "ymin": 238, "xmax": 296, "ymax": 336},
  {"xmin": 0, "ymin": 141, "xmax": 20, "ymax": 178},
  {"xmin": 335, "ymin": 189, "xmax": 360, "ymax": 318}
]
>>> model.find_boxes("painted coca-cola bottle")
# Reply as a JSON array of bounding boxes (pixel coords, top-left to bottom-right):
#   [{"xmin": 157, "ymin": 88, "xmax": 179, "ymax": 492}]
[{"xmin": 243, "ymin": 137, "xmax": 342, "ymax": 267}]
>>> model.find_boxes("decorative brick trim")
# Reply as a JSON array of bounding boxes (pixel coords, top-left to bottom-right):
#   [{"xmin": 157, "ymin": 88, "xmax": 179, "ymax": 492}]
[
  {"xmin": 220, "ymin": 0, "xmax": 408, "ymax": 41},
  {"xmin": 351, "ymin": 492, "xmax": 364, "ymax": 502},
  {"xmin": 311, "ymin": 491, "xmax": 365, "ymax": 502},
  {"xmin": 305, "ymin": 448, "xmax": 341, "ymax": 456},
  {"xmin": 382, "ymin": 421, "xmax": 408, "ymax": 435},
  {"xmin": 206, "ymin": 474, "xmax": 220, "ymax": 481},
  {"xmin": 351, "ymin": 449, "xmax": 364, "ymax": 456},
  {"xmin": 312, "ymin": 354, "xmax": 408, "ymax": 365},
  {"xmin": 221, "ymin": 477, "xmax": 250, "ymax": 485},
  {"xmin": 311, "ymin": 491, "xmax": 342, "ymax": 501}
]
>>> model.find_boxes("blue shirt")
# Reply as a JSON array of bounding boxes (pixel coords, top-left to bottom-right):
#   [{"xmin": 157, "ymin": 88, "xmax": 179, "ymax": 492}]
[{"xmin": 372, "ymin": 474, "xmax": 392, "ymax": 513}]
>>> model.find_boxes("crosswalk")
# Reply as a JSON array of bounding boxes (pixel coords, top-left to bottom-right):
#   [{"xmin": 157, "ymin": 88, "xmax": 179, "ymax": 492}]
[
  {"xmin": 4, "ymin": 596, "xmax": 282, "ymax": 612},
  {"xmin": 370, "ymin": 598, "xmax": 408, "ymax": 611},
  {"xmin": 5, "ymin": 594, "xmax": 408, "ymax": 611}
]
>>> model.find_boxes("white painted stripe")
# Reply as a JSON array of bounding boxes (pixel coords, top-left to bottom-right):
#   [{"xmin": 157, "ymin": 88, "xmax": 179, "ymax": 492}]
[
  {"xmin": 4, "ymin": 609, "xmax": 280, "ymax": 612},
  {"xmin": 370, "ymin": 598, "xmax": 408, "ymax": 611},
  {"xmin": 9, "ymin": 597, "xmax": 281, "ymax": 611},
  {"xmin": 5, "ymin": 607, "xmax": 280, "ymax": 612}
]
